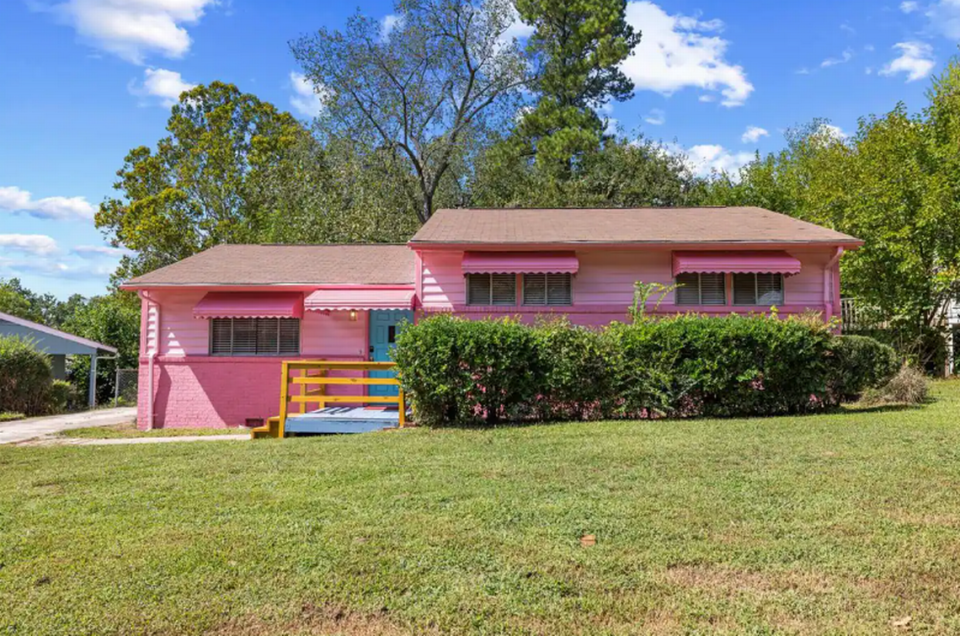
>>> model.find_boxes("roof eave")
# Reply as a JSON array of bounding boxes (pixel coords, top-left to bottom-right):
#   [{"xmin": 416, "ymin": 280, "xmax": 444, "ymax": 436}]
[
  {"xmin": 408, "ymin": 239, "xmax": 865, "ymax": 250},
  {"xmin": 121, "ymin": 282, "xmax": 416, "ymax": 291}
]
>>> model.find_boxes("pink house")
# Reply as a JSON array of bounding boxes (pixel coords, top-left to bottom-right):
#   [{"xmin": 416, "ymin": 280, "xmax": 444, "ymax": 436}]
[{"xmin": 122, "ymin": 207, "xmax": 862, "ymax": 430}]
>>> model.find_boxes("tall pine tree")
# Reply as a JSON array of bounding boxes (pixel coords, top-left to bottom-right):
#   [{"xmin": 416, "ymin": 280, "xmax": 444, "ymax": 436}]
[{"xmin": 514, "ymin": 0, "xmax": 641, "ymax": 174}]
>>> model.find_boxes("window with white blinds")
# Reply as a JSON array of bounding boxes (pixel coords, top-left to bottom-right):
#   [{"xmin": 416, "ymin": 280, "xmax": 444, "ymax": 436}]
[
  {"xmin": 522, "ymin": 273, "xmax": 572, "ymax": 306},
  {"xmin": 209, "ymin": 318, "xmax": 300, "ymax": 356},
  {"xmin": 733, "ymin": 273, "xmax": 784, "ymax": 306},
  {"xmin": 466, "ymin": 273, "xmax": 517, "ymax": 305},
  {"xmin": 675, "ymin": 272, "xmax": 726, "ymax": 305}
]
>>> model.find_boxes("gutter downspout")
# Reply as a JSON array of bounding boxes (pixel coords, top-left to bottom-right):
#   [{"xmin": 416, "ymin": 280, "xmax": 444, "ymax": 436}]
[
  {"xmin": 138, "ymin": 290, "xmax": 159, "ymax": 430},
  {"xmin": 824, "ymin": 247, "xmax": 844, "ymax": 329}
]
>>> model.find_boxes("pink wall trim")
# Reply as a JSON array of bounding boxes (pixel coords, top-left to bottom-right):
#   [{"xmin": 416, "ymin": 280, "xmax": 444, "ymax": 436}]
[{"xmin": 433, "ymin": 303, "xmax": 827, "ymax": 316}]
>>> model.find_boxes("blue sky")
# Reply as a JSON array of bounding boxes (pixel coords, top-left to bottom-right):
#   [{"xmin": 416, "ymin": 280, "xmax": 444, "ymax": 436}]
[{"xmin": 0, "ymin": 0, "xmax": 954, "ymax": 299}]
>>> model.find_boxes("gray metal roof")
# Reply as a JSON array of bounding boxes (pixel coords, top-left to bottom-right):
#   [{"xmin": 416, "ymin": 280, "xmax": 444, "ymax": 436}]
[{"xmin": 0, "ymin": 311, "xmax": 117, "ymax": 355}]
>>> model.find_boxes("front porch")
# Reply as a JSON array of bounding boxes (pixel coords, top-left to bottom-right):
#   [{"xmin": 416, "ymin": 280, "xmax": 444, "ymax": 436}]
[{"xmin": 251, "ymin": 360, "xmax": 408, "ymax": 438}]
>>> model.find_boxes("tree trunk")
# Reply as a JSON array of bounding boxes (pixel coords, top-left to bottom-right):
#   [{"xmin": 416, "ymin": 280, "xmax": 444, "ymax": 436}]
[{"xmin": 420, "ymin": 193, "xmax": 433, "ymax": 224}]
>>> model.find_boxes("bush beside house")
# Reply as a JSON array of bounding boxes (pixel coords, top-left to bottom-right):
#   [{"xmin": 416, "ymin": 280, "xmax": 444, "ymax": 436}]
[
  {"xmin": 0, "ymin": 335, "xmax": 70, "ymax": 417},
  {"xmin": 394, "ymin": 314, "xmax": 898, "ymax": 427}
]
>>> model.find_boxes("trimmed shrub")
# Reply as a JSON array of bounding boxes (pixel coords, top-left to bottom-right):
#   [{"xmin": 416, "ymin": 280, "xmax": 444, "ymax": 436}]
[
  {"xmin": 829, "ymin": 335, "xmax": 899, "ymax": 401},
  {"xmin": 0, "ymin": 335, "xmax": 54, "ymax": 416},
  {"xmin": 531, "ymin": 318, "xmax": 617, "ymax": 421},
  {"xmin": 394, "ymin": 313, "xmax": 872, "ymax": 427},
  {"xmin": 393, "ymin": 315, "xmax": 543, "ymax": 426},
  {"xmin": 608, "ymin": 315, "xmax": 836, "ymax": 418}
]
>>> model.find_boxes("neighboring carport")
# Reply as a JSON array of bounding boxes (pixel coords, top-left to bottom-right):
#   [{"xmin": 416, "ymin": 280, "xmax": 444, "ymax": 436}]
[{"xmin": 0, "ymin": 310, "xmax": 118, "ymax": 407}]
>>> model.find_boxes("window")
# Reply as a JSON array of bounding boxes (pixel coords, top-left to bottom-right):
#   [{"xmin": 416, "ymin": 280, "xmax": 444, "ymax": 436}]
[
  {"xmin": 675, "ymin": 272, "xmax": 726, "ymax": 305},
  {"xmin": 523, "ymin": 273, "xmax": 572, "ymax": 306},
  {"xmin": 733, "ymin": 273, "xmax": 784, "ymax": 306},
  {"xmin": 466, "ymin": 273, "xmax": 517, "ymax": 305},
  {"xmin": 209, "ymin": 318, "xmax": 300, "ymax": 356}
]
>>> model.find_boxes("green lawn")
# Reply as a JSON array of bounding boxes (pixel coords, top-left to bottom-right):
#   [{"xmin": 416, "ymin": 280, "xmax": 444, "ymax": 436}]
[
  {"xmin": 2, "ymin": 383, "xmax": 960, "ymax": 635},
  {"xmin": 58, "ymin": 423, "xmax": 249, "ymax": 439}
]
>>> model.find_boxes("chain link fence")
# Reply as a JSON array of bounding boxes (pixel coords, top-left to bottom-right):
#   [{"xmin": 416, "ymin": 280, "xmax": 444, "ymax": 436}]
[{"xmin": 113, "ymin": 368, "xmax": 139, "ymax": 406}]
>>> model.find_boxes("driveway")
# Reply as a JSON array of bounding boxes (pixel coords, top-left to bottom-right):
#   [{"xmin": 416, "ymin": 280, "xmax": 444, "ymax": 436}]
[{"xmin": 0, "ymin": 407, "xmax": 137, "ymax": 445}]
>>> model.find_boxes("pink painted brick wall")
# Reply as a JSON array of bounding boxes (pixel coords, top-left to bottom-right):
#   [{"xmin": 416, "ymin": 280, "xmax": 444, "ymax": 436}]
[{"xmin": 137, "ymin": 357, "xmax": 366, "ymax": 429}]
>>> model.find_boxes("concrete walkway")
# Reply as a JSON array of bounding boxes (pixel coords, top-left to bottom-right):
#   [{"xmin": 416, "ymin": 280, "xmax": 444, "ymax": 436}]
[
  {"xmin": 20, "ymin": 434, "xmax": 249, "ymax": 447},
  {"xmin": 0, "ymin": 407, "xmax": 137, "ymax": 445}
]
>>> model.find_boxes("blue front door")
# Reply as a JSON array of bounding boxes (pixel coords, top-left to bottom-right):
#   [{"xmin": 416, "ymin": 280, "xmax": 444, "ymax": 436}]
[{"xmin": 369, "ymin": 309, "xmax": 413, "ymax": 396}]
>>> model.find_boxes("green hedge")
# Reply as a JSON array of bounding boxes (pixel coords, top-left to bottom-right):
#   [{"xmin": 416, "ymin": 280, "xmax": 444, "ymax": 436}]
[
  {"xmin": 0, "ymin": 335, "xmax": 70, "ymax": 416},
  {"xmin": 394, "ymin": 315, "xmax": 896, "ymax": 427}
]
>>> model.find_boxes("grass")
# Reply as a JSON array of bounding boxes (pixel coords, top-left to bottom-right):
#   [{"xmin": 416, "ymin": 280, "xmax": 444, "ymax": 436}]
[
  {"xmin": 57, "ymin": 422, "xmax": 249, "ymax": 439},
  {"xmin": 1, "ymin": 382, "xmax": 959, "ymax": 635}
]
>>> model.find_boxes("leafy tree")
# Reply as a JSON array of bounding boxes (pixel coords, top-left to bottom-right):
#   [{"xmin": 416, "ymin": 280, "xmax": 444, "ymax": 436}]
[
  {"xmin": 0, "ymin": 278, "xmax": 85, "ymax": 328},
  {"xmin": 0, "ymin": 278, "xmax": 41, "ymax": 322},
  {"xmin": 291, "ymin": 0, "xmax": 528, "ymax": 223},
  {"xmin": 64, "ymin": 292, "xmax": 141, "ymax": 406},
  {"xmin": 96, "ymin": 82, "xmax": 310, "ymax": 279},
  {"xmin": 260, "ymin": 135, "xmax": 424, "ymax": 244},
  {"xmin": 513, "ymin": 0, "xmax": 641, "ymax": 173},
  {"xmin": 470, "ymin": 136, "xmax": 700, "ymax": 207},
  {"xmin": 701, "ymin": 64, "xmax": 960, "ymax": 367}
]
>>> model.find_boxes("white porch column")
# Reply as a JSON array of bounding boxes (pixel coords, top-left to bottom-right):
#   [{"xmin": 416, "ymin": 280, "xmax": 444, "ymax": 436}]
[{"xmin": 88, "ymin": 351, "xmax": 98, "ymax": 408}]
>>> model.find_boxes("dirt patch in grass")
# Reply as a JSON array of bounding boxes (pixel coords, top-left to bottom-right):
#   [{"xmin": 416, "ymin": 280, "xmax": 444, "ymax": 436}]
[
  {"xmin": 208, "ymin": 603, "xmax": 420, "ymax": 636},
  {"xmin": 662, "ymin": 564, "xmax": 838, "ymax": 597}
]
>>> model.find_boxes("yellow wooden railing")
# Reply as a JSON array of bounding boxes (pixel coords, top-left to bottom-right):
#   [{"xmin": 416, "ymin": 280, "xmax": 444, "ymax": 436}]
[{"xmin": 253, "ymin": 360, "xmax": 405, "ymax": 438}]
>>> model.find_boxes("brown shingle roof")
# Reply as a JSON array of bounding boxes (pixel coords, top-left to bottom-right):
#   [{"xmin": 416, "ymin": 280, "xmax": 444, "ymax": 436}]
[
  {"xmin": 410, "ymin": 207, "xmax": 861, "ymax": 246},
  {"xmin": 124, "ymin": 245, "xmax": 415, "ymax": 287}
]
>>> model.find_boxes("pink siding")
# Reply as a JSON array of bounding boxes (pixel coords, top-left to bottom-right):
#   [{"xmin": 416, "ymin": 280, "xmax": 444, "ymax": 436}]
[
  {"xmin": 143, "ymin": 290, "xmax": 368, "ymax": 358},
  {"xmin": 418, "ymin": 248, "xmax": 838, "ymax": 326}
]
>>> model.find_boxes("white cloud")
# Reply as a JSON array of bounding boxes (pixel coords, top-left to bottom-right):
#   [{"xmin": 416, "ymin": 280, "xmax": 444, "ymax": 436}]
[
  {"xmin": 818, "ymin": 123, "xmax": 849, "ymax": 140},
  {"xmin": 901, "ymin": 1, "xmax": 920, "ymax": 12},
  {"xmin": 880, "ymin": 42, "xmax": 935, "ymax": 82},
  {"xmin": 0, "ymin": 234, "xmax": 59, "ymax": 256},
  {"xmin": 621, "ymin": 1, "xmax": 754, "ymax": 107},
  {"xmin": 840, "ymin": 23, "xmax": 856, "ymax": 36},
  {"xmin": 73, "ymin": 245, "xmax": 131, "ymax": 258},
  {"xmin": 381, "ymin": 14, "xmax": 403, "ymax": 39},
  {"xmin": 0, "ymin": 186, "xmax": 95, "ymax": 221},
  {"xmin": 0, "ymin": 256, "xmax": 115, "ymax": 281},
  {"xmin": 821, "ymin": 48, "xmax": 854, "ymax": 68},
  {"xmin": 501, "ymin": 9, "xmax": 535, "ymax": 42},
  {"xmin": 685, "ymin": 144, "xmax": 755, "ymax": 176},
  {"xmin": 289, "ymin": 71, "xmax": 325, "ymax": 119},
  {"xmin": 660, "ymin": 142, "xmax": 753, "ymax": 177},
  {"xmin": 130, "ymin": 67, "xmax": 196, "ymax": 107},
  {"xmin": 48, "ymin": 0, "xmax": 217, "ymax": 64},
  {"xmin": 741, "ymin": 126, "xmax": 769, "ymax": 143},
  {"xmin": 927, "ymin": 0, "xmax": 960, "ymax": 38},
  {"xmin": 644, "ymin": 109, "xmax": 666, "ymax": 125}
]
